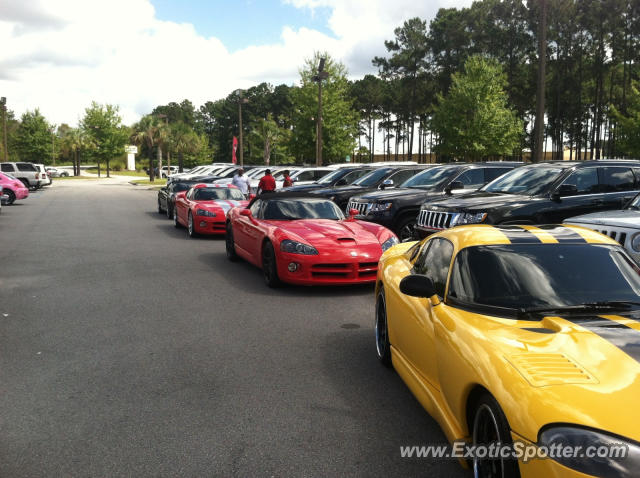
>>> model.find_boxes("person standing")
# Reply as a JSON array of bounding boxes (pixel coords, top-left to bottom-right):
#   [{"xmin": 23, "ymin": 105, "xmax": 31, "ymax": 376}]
[
  {"xmin": 257, "ymin": 169, "xmax": 277, "ymax": 195},
  {"xmin": 231, "ymin": 168, "xmax": 251, "ymax": 197},
  {"xmin": 282, "ymin": 170, "xmax": 293, "ymax": 188}
]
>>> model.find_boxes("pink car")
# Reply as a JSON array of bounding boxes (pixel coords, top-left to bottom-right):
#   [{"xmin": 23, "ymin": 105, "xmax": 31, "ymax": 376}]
[{"xmin": 0, "ymin": 172, "xmax": 30, "ymax": 205}]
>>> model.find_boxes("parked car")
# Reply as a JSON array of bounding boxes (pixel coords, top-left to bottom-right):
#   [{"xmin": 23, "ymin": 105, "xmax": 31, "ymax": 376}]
[
  {"xmin": 415, "ymin": 160, "xmax": 640, "ymax": 236},
  {"xmin": 349, "ymin": 162, "xmax": 519, "ymax": 241},
  {"xmin": 309, "ymin": 165, "xmax": 429, "ymax": 210},
  {"xmin": 0, "ymin": 172, "xmax": 30, "ymax": 205},
  {"xmin": 157, "ymin": 181, "xmax": 194, "ymax": 218},
  {"xmin": 282, "ymin": 167, "xmax": 375, "ymax": 193},
  {"xmin": 173, "ymin": 184, "xmax": 248, "ymax": 237},
  {"xmin": 225, "ymin": 192, "xmax": 398, "ymax": 287},
  {"xmin": 46, "ymin": 167, "xmax": 70, "ymax": 177},
  {"xmin": 160, "ymin": 166, "xmax": 179, "ymax": 178},
  {"xmin": 0, "ymin": 162, "xmax": 42, "ymax": 189},
  {"xmin": 565, "ymin": 191, "xmax": 640, "ymax": 262},
  {"xmin": 375, "ymin": 223, "xmax": 640, "ymax": 478},
  {"xmin": 33, "ymin": 164, "xmax": 52, "ymax": 186}
]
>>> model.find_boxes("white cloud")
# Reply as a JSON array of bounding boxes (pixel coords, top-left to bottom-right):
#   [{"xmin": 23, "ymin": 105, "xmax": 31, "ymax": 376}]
[{"xmin": 0, "ymin": 0, "xmax": 472, "ymax": 126}]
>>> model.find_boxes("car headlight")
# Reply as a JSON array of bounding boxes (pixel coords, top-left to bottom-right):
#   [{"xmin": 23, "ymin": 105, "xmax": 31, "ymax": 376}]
[
  {"xmin": 539, "ymin": 425, "xmax": 640, "ymax": 478},
  {"xmin": 280, "ymin": 239, "xmax": 318, "ymax": 255},
  {"xmin": 196, "ymin": 209, "xmax": 216, "ymax": 217},
  {"xmin": 381, "ymin": 236, "xmax": 399, "ymax": 252},
  {"xmin": 370, "ymin": 202, "xmax": 393, "ymax": 212},
  {"xmin": 454, "ymin": 212, "xmax": 487, "ymax": 225},
  {"xmin": 631, "ymin": 232, "xmax": 640, "ymax": 252}
]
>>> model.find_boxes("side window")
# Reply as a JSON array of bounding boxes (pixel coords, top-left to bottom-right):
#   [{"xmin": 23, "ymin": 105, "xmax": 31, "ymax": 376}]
[
  {"xmin": 485, "ymin": 168, "xmax": 512, "ymax": 183},
  {"xmin": 313, "ymin": 170, "xmax": 328, "ymax": 180},
  {"xmin": 388, "ymin": 169, "xmax": 415, "ymax": 185},
  {"xmin": 600, "ymin": 167, "xmax": 635, "ymax": 192},
  {"xmin": 454, "ymin": 168, "xmax": 485, "ymax": 189},
  {"xmin": 0, "ymin": 163, "xmax": 13, "ymax": 172},
  {"xmin": 633, "ymin": 168, "xmax": 640, "ymax": 187},
  {"xmin": 561, "ymin": 168, "xmax": 599, "ymax": 195},
  {"xmin": 17, "ymin": 163, "xmax": 36, "ymax": 172},
  {"xmin": 296, "ymin": 171, "xmax": 315, "ymax": 181},
  {"xmin": 249, "ymin": 200, "xmax": 262, "ymax": 217},
  {"xmin": 414, "ymin": 238, "xmax": 454, "ymax": 298}
]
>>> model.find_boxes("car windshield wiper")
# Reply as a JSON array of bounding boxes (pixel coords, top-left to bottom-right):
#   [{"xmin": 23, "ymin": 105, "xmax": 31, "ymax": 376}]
[{"xmin": 518, "ymin": 301, "xmax": 640, "ymax": 318}]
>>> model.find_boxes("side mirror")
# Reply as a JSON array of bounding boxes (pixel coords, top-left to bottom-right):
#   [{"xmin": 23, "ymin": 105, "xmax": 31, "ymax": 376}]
[
  {"xmin": 240, "ymin": 209, "xmax": 252, "ymax": 217},
  {"xmin": 347, "ymin": 208, "xmax": 359, "ymax": 220},
  {"xmin": 380, "ymin": 179, "xmax": 394, "ymax": 189},
  {"xmin": 445, "ymin": 181, "xmax": 464, "ymax": 195},
  {"xmin": 400, "ymin": 274, "xmax": 436, "ymax": 298},
  {"xmin": 249, "ymin": 193, "xmax": 256, "ymax": 200},
  {"xmin": 175, "ymin": 191, "xmax": 187, "ymax": 199},
  {"xmin": 552, "ymin": 183, "xmax": 578, "ymax": 201},
  {"xmin": 160, "ymin": 187, "xmax": 167, "ymax": 192}
]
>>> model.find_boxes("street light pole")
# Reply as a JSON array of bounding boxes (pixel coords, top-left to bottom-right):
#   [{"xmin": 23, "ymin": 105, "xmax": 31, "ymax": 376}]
[
  {"xmin": 237, "ymin": 95, "xmax": 248, "ymax": 167},
  {"xmin": 313, "ymin": 59, "xmax": 329, "ymax": 166},
  {"xmin": 1, "ymin": 97, "xmax": 8, "ymax": 162}
]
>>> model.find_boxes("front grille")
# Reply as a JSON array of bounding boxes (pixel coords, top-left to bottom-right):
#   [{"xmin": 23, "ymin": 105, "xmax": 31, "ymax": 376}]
[
  {"xmin": 310, "ymin": 262, "xmax": 378, "ymax": 280},
  {"xmin": 593, "ymin": 228, "xmax": 628, "ymax": 246},
  {"xmin": 346, "ymin": 200, "xmax": 370, "ymax": 215},
  {"xmin": 417, "ymin": 209, "xmax": 457, "ymax": 230}
]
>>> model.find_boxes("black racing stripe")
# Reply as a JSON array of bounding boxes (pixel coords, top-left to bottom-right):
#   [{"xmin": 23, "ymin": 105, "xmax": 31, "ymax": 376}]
[
  {"xmin": 561, "ymin": 315, "xmax": 640, "ymax": 363},
  {"xmin": 496, "ymin": 225, "xmax": 542, "ymax": 244},
  {"xmin": 537, "ymin": 225, "xmax": 587, "ymax": 243}
]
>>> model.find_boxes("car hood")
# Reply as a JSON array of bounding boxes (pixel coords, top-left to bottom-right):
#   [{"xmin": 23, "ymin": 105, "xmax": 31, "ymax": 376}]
[
  {"xmin": 426, "ymin": 191, "xmax": 535, "ymax": 211},
  {"xmin": 195, "ymin": 199, "xmax": 248, "ymax": 214},
  {"xmin": 351, "ymin": 187, "xmax": 441, "ymax": 202},
  {"xmin": 266, "ymin": 219, "xmax": 382, "ymax": 248},
  {"xmin": 565, "ymin": 209, "xmax": 640, "ymax": 229},
  {"xmin": 480, "ymin": 312, "xmax": 640, "ymax": 443},
  {"xmin": 310, "ymin": 185, "xmax": 368, "ymax": 197}
]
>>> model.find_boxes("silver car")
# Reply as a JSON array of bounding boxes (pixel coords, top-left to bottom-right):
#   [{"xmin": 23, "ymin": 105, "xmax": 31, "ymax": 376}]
[{"xmin": 565, "ymin": 193, "xmax": 640, "ymax": 262}]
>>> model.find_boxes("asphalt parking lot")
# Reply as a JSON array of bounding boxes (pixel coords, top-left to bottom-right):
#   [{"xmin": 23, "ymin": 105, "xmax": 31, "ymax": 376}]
[{"xmin": 0, "ymin": 181, "xmax": 468, "ymax": 477}]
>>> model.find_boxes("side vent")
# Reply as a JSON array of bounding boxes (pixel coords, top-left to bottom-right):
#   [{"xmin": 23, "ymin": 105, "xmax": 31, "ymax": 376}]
[{"xmin": 506, "ymin": 353, "xmax": 598, "ymax": 387}]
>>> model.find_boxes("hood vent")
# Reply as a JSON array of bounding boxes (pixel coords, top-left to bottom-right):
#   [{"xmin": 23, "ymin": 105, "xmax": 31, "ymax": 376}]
[
  {"xmin": 506, "ymin": 353, "xmax": 598, "ymax": 387},
  {"xmin": 337, "ymin": 237, "xmax": 356, "ymax": 242}
]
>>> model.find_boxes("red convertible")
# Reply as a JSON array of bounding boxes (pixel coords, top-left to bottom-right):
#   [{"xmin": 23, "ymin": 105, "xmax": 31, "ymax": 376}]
[
  {"xmin": 225, "ymin": 193, "xmax": 398, "ymax": 286},
  {"xmin": 173, "ymin": 184, "xmax": 248, "ymax": 237}
]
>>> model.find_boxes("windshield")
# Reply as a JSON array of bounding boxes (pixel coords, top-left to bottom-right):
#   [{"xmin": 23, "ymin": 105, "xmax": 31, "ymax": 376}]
[
  {"xmin": 171, "ymin": 183, "xmax": 192, "ymax": 192},
  {"xmin": 246, "ymin": 169, "xmax": 266, "ymax": 178},
  {"xmin": 400, "ymin": 166, "xmax": 460, "ymax": 189},
  {"xmin": 317, "ymin": 169, "xmax": 347, "ymax": 184},
  {"xmin": 352, "ymin": 168, "xmax": 393, "ymax": 186},
  {"xmin": 483, "ymin": 166, "xmax": 563, "ymax": 195},
  {"xmin": 448, "ymin": 244, "xmax": 640, "ymax": 314},
  {"xmin": 262, "ymin": 199, "xmax": 345, "ymax": 220},
  {"xmin": 193, "ymin": 188, "xmax": 245, "ymax": 201}
]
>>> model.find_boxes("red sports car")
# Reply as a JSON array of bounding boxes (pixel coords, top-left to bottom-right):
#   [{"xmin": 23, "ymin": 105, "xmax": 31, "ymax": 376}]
[
  {"xmin": 173, "ymin": 184, "xmax": 248, "ymax": 237},
  {"xmin": 225, "ymin": 193, "xmax": 399, "ymax": 286}
]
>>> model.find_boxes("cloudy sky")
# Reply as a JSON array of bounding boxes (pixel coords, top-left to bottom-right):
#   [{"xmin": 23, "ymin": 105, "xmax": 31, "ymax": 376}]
[{"xmin": 0, "ymin": 0, "xmax": 472, "ymax": 126}]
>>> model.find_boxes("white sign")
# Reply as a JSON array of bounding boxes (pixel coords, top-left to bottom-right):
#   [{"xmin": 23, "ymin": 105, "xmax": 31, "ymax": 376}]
[{"xmin": 125, "ymin": 145, "xmax": 138, "ymax": 154}]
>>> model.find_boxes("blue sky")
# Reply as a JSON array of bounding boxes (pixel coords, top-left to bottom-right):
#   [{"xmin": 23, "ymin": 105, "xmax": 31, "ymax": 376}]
[{"xmin": 152, "ymin": 0, "xmax": 334, "ymax": 51}]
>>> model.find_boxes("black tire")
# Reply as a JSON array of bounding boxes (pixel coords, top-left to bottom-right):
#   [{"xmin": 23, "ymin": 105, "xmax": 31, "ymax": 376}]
[
  {"xmin": 5, "ymin": 190, "xmax": 16, "ymax": 205},
  {"xmin": 375, "ymin": 287, "xmax": 392, "ymax": 367},
  {"xmin": 262, "ymin": 241, "xmax": 281, "ymax": 287},
  {"xmin": 226, "ymin": 222, "xmax": 239, "ymax": 261},
  {"xmin": 158, "ymin": 200, "xmax": 163, "ymax": 214},
  {"xmin": 471, "ymin": 393, "xmax": 521, "ymax": 478},
  {"xmin": 396, "ymin": 215, "xmax": 417, "ymax": 242},
  {"xmin": 187, "ymin": 211, "xmax": 197, "ymax": 237},
  {"xmin": 173, "ymin": 207, "xmax": 181, "ymax": 228},
  {"xmin": 166, "ymin": 203, "xmax": 172, "ymax": 219}
]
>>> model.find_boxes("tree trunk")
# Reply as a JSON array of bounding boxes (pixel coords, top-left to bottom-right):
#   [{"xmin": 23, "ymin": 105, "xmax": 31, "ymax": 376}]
[
  {"xmin": 533, "ymin": 0, "xmax": 547, "ymax": 163},
  {"xmin": 178, "ymin": 151, "xmax": 184, "ymax": 173},
  {"xmin": 157, "ymin": 145, "xmax": 163, "ymax": 179}
]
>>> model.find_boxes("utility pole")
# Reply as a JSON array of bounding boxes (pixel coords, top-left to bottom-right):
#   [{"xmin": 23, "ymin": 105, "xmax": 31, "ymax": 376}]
[
  {"xmin": 533, "ymin": 0, "xmax": 547, "ymax": 163},
  {"xmin": 313, "ymin": 58, "xmax": 329, "ymax": 166},
  {"xmin": 1, "ymin": 97, "xmax": 8, "ymax": 162},
  {"xmin": 237, "ymin": 94, "xmax": 248, "ymax": 167}
]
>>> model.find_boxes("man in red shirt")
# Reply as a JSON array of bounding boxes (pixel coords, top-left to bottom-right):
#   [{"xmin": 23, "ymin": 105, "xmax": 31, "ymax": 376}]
[
  {"xmin": 282, "ymin": 170, "xmax": 293, "ymax": 188},
  {"xmin": 257, "ymin": 169, "xmax": 276, "ymax": 194}
]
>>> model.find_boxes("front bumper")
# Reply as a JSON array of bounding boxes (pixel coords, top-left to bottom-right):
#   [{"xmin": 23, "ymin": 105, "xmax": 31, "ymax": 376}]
[
  {"xmin": 275, "ymin": 249, "xmax": 381, "ymax": 285},
  {"xmin": 15, "ymin": 187, "xmax": 29, "ymax": 200},
  {"xmin": 193, "ymin": 217, "xmax": 226, "ymax": 235}
]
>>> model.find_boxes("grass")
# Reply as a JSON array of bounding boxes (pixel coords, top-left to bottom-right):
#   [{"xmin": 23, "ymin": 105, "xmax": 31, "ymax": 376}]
[
  {"xmin": 86, "ymin": 169, "xmax": 149, "ymax": 177},
  {"xmin": 54, "ymin": 175, "xmax": 100, "ymax": 180},
  {"xmin": 130, "ymin": 178, "xmax": 167, "ymax": 186}
]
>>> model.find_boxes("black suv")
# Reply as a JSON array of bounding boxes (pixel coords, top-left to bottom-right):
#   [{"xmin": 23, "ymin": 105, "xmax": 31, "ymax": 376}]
[
  {"xmin": 348, "ymin": 162, "xmax": 519, "ymax": 241},
  {"xmin": 309, "ymin": 165, "xmax": 429, "ymax": 210},
  {"xmin": 415, "ymin": 160, "xmax": 640, "ymax": 235},
  {"xmin": 282, "ymin": 167, "xmax": 373, "ymax": 193}
]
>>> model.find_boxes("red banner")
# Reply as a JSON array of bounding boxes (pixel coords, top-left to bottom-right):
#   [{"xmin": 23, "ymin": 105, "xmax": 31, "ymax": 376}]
[{"xmin": 232, "ymin": 136, "xmax": 238, "ymax": 164}]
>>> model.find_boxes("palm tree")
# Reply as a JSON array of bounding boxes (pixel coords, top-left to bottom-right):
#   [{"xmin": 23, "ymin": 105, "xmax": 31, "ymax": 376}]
[
  {"xmin": 131, "ymin": 115, "xmax": 161, "ymax": 181},
  {"xmin": 60, "ymin": 129, "xmax": 86, "ymax": 176},
  {"xmin": 171, "ymin": 122, "xmax": 201, "ymax": 173}
]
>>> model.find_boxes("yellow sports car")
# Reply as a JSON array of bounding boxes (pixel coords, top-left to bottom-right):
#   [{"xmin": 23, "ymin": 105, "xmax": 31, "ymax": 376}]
[{"xmin": 375, "ymin": 224, "xmax": 640, "ymax": 478}]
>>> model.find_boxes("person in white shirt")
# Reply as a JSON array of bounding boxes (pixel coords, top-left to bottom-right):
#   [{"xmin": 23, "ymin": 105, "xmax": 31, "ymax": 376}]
[{"xmin": 231, "ymin": 168, "xmax": 251, "ymax": 197}]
